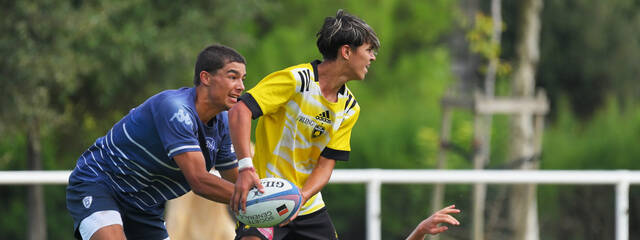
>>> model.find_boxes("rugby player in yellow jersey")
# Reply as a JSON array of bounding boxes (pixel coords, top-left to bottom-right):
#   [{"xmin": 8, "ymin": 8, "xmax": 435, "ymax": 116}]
[
  {"xmin": 229, "ymin": 9, "xmax": 461, "ymax": 240},
  {"xmin": 229, "ymin": 9, "xmax": 376, "ymax": 240}
]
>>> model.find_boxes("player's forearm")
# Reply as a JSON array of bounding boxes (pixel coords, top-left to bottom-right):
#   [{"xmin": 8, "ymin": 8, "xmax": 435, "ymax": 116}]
[
  {"xmin": 405, "ymin": 228, "xmax": 426, "ymax": 240},
  {"xmin": 229, "ymin": 102, "xmax": 253, "ymax": 159},
  {"xmin": 220, "ymin": 168, "xmax": 239, "ymax": 183},
  {"xmin": 192, "ymin": 175, "xmax": 235, "ymax": 203},
  {"xmin": 300, "ymin": 156, "xmax": 336, "ymax": 203}
]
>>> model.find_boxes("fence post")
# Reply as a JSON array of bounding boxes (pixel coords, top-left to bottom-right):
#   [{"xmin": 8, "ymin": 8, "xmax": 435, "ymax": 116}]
[
  {"xmin": 367, "ymin": 178, "xmax": 381, "ymax": 240},
  {"xmin": 616, "ymin": 179, "xmax": 629, "ymax": 240}
]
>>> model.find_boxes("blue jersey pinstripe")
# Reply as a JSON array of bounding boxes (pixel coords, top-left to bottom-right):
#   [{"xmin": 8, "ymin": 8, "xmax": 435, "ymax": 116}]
[{"xmin": 69, "ymin": 87, "xmax": 237, "ymax": 210}]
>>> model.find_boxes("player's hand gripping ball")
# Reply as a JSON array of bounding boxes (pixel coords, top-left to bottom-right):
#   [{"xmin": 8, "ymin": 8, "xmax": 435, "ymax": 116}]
[{"xmin": 235, "ymin": 178, "xmax": 302, "ymax": 227}]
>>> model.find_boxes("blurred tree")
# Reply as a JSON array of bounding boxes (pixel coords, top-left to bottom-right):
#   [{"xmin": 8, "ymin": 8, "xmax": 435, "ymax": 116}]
[
  {"xmin": 537, "ymin": 0, "xmax": 640, "ymax": 118},
  {"xmin": 0, "ymin": 0, "xmax": 263, "ymax": 238}
]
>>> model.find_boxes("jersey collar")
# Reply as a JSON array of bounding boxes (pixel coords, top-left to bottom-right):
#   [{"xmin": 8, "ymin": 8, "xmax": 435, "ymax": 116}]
[{"xmin": 311, "ymin": 59, "xmax": 346, "ymax": 95}]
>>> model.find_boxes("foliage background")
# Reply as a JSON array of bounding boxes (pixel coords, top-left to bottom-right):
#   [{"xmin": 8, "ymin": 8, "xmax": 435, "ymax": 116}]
[{"xmin": 1, "ymin": 0, "xmax": 640, "ymax": 239}]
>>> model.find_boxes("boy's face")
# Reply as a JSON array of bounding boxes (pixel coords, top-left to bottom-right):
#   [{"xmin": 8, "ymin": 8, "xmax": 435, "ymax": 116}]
[
  {"xmin": 206, "ymin": 61, "xmax": 246, "ymax": 110},
  {"xmin": 347, "ymin": 42, "xmax": 377, "ymax": 80}
]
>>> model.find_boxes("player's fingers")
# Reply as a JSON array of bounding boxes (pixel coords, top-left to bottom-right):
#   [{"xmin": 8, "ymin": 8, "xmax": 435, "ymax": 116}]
[
  {"xmin": 440, "ymin": 214, "xmax": 460, "ymax": 225},
  {"xmin": 230, "ymin": 192, "xmax": 237, "ymax": 212},
  {"xmin": 431, "ymin": 226, "xmax": 449, "ymax": 234},
  {"xmin": 440, "ymin": 207, "xmax": 461, "ymax": 215},
  {"xmin": 254, "ymin": 178, "xmax": 265, "ymax": 193},
  {"xmin": 433, "ymin": 214, "xmax": 458, "ymax": 225},
  {"xmin": 279, "ymin": 208, "xmax": 299, "ymax": 227},
  {"xmin": 240, "ymin": 190, "xmax": 248, "ymax": 212},
  {"xmin": 437, "ymin": 205, "xmax": 457, "ymax": 212},
  {"xmin": 231, "ymin": 188, "xmax": 240, "ymax": 212}
]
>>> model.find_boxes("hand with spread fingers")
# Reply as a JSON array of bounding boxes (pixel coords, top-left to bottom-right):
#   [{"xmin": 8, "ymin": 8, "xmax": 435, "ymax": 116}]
[
  {"xmin": 230, "ymin": 168, "xmax": 264, "ymax": 213},
  {"xmin": 406, "ymin": 205, "xmax": 461, "ymax": 240}
]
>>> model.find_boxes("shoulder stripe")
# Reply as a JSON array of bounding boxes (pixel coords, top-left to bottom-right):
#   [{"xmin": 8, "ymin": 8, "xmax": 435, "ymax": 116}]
[
  {"xmin": 344, "ymin": 94, "xmax": 353, "ymax": 110},
  {"xmin": 348, "ymin": 99, "xmax": 357, "ymax": 112},
  {"xmin": 296, "ymin": 69, "xmax": 312, "ymax": 92},
  {"xmin": 304, "ymin": 69, "xmax": 311, "ymax": 87},
  {"xmin": 298, "ymin": 71, "xmax": 306, "ymax": 92}
]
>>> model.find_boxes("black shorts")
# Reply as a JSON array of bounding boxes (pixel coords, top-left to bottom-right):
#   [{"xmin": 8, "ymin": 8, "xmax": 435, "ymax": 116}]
[{"xmin": 235, "ymin": 207, "xmax": 338, "ymax": 240}]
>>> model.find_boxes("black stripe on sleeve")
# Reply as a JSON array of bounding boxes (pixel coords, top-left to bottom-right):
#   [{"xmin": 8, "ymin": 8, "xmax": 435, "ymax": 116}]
[
  {"xmin": 304, "ymin": 69, "xmax": 311, "ymax": 91},
  {"xmin": 238, "ymin": 93, "xmax": 263, "ymax": 119},
  {"xmin": 321, "ymin": 147, "xmax": 350, "ymax": 161},
  {"xmin": 348, "ymin": 99, "xmax": 357, "ymax": 112},
  {"xmin": 311, "ymin": 60, "xmax": 321, "ymax": 82},
  {"xmin": 344, "ymin": 94, "xmax": 352, "ymax": 110},
  {"xmin": 298, "ymin": 71, "xmax": 306, "ymax": 92}
]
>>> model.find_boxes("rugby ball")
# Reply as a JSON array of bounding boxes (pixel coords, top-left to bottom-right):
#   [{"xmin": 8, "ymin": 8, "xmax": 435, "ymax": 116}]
[{"xmin": 235, "ymin": 178, "xmax": 302, "ymax": 227}]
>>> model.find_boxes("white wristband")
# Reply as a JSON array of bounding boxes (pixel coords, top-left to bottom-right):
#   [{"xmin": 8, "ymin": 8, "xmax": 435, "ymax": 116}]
[{"xmin": 238, "ymin": 157, "xmax": 254, "ymax": 171}]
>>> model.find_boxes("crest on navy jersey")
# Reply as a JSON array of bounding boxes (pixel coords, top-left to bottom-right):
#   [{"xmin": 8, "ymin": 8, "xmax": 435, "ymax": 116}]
[
  {"xmin": 82, "ymin": 196, "xmax": 93, "ymax": 209},
  {"xmin": 206, "ymin": 137, "xmax": 216, "ymax": 151}
]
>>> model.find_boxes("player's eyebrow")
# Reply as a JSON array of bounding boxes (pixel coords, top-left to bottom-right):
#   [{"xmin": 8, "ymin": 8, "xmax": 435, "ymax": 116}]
[{"xmin": 227, "ymin": 69, "xmax": 247, "ymax": 79}]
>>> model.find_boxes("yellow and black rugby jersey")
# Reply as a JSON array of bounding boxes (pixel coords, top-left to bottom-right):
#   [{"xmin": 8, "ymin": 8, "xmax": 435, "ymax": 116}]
[{"xmin": 238, "ymin": 60, "xmax": 360, "ymax": 215}]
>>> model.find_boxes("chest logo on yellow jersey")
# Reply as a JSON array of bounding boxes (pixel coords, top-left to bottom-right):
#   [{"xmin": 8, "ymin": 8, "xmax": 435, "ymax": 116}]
[
  {"xmin": 315, "ymin": 110, "xmax": 332, "ymax": 124},
  {"xmin": 296, "ymin": 111, "xmax": 331, "ymax": 138},
  {"xmin": 312, "ymin": 125, "xmax": 326, "ymax": 138}
]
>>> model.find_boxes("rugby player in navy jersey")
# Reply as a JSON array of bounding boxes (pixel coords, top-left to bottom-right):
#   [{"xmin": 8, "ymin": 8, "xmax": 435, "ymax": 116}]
[{"xmin": 66, "ymin": 44, "xmax": 246, "ymax": 240}]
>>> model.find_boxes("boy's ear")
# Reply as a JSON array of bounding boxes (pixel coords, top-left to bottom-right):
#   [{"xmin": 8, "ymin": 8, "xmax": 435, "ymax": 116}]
[
  {"xmin": 339, "ymin": 45, "xmax": 351, "ymax": 60},
  {"xmin": 199, "ymin": 71, "xmax": 210, "ymax": 85}
]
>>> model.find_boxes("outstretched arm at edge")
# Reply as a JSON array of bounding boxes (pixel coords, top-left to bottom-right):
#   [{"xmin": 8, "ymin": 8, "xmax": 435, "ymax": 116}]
[{"xmin": 405, "ymin": 205, "xmax": 461, "ymax": 240}]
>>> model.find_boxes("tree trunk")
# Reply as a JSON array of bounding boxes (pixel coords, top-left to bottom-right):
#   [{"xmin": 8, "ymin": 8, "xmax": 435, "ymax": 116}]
[
  {"xmin": 472, "ymin": 1, "xmax": 502, "ymax": 240},
  {"xmin": 508, "ymin": 0, "xmax": 543, "ymax": 239},
  {"xmin": 432, "ymin": 2, "xmax": 479, "ymax": 239},
  {"xmin": 27, "ymin": 120, "xmax": 47, "ymax": 240}
]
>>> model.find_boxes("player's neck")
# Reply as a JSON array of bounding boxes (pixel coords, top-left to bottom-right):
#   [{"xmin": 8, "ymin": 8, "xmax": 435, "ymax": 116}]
[
  {"xmin": 195, "ymin": 87, "xmax": 223, "ymax": 124},
  {"xmin": 317, "ymin": 60, "xmax": 349, "ymax": 102}
]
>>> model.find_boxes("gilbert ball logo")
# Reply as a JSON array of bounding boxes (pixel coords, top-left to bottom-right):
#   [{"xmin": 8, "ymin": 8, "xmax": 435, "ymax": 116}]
[{"xmin": 82, "ymin": 196, "xmax": 93, "ymax": 209}]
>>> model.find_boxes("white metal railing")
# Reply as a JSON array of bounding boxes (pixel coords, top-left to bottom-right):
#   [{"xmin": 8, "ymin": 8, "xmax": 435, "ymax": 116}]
[{"xmin": 1, "ymin": 169, "xmax": 639, "ymax": 240}]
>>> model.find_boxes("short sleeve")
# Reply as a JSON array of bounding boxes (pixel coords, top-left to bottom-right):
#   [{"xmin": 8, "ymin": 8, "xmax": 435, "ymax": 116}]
[
  {"xmin": 151, "ymin": 99, "xmax": 201, "ymax": 158},
  {"xmin": 322, "ymin": 104, "xmax": 360, "ymax": 161},
  {"xmin": 241, "ymin": 70, "xmax": 297, "ymax": 119}
]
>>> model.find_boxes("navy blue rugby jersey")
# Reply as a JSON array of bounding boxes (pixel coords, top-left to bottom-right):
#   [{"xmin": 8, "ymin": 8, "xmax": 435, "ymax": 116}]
[{"xmin": 68, "ymin": 87, "xmax": 237, "ymax": 210}]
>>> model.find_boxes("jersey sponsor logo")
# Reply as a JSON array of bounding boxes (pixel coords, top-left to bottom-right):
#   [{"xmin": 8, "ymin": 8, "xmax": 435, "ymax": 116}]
[
  {"xmin": 205, "ymin": 137, "xmax": 216, "ymax": 151},
  {"xmin": 169, "ymin": 108, "xmax": 192, "ymax": 126},
  {"xmin": 297, "ymin": 115, "xmax": 315, "ymax": 126},
  {"xmin": 315, "ymin": 110, "xmax": 332, "ymax": 124},
  {"xmin": 312, "ymin": 125, "xmax": 326, "ymax": 138},
  {"xmin": 82, "ymin": 196, "xmax": 93, "ymax": 209},
  {"xmin": 296, "ymin": 115, "xmax": 327, "ymax": 138}
]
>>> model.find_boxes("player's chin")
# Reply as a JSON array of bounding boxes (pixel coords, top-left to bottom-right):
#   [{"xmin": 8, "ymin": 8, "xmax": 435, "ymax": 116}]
[{"xmin": 225, "ymin": 98, "xmax": 239, "ymax": 109}]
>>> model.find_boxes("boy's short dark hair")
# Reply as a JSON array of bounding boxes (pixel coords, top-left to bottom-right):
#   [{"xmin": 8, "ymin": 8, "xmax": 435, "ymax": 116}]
[
  {"xmin": 316, "ymin": 9, "xmax": 380, "ymax": 61},
  {"xmin": 193, "ymin": 44, "xmax": 246, "ymax": 86}
]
